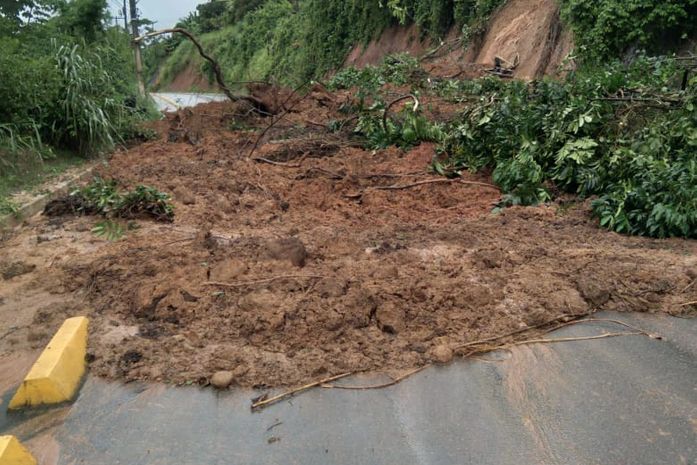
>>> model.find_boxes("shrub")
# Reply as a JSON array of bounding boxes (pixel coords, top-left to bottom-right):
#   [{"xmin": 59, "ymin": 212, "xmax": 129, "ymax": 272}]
[{"xmin": 439, "ymin": 58, "xmax": 697, "ymax": 238}]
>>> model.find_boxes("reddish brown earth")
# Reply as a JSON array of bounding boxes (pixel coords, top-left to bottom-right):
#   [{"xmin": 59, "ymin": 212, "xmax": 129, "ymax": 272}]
[
  {"xmin": 329, "ymin": 0, "xmax": 573, "ymax": 81},
  {"xmin": 1, "ymin": 89, "xmax": 696, "ymax": 390}
]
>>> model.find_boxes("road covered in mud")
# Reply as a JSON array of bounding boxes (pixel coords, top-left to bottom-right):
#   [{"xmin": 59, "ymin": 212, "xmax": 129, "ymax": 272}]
[{"xmin": 1, "ymin": 85, "xmax": 696, "ymax": 389}]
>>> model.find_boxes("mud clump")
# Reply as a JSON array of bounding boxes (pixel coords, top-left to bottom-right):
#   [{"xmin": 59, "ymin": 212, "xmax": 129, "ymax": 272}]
[
  {"xmin": 429, "ymin": 344, "xmax": 454, "ymax": 364},
  {"xmin": 266, "ymin": 237, "xmax": 308, "ymax": 268},
  {"xmin": 1, "ymin": 261, "xmax": 36, "ymax": 280}
]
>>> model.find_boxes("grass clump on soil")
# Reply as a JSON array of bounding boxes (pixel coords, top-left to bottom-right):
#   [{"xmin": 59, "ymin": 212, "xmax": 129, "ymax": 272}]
[{"xmin": 44, "ymin": 178, "xmax": 175, "ymax": 223}]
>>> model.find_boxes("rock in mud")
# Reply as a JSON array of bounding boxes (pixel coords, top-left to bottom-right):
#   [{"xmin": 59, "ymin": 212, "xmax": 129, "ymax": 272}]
[
  {"xmin": 576, "ymin": 277, "xmax": 612, "ymax": 307},
  {"xmin": 376, "ymin": 303, "xmax": 406, "ymax": 334},
  {"xmin": 429, "ymin": 344, "xmax": 454, "ymax": 364},
  {"xmin": 210, "ymin": 370, "xmax": 235, "ymax": 389},
  {"xmin": 266, "ymin": 237, "xmax": 307, "ymax": 268}
]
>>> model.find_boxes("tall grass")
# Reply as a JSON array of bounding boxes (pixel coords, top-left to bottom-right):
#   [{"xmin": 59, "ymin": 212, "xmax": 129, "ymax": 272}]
[{"xmin": 55, "ymin": 43, "xmax": 122, "ymax": 155}]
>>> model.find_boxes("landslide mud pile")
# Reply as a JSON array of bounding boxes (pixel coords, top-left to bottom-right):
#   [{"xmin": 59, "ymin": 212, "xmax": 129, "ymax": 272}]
[{"xmin": 2, "ymin": 85, "xmax": 695, "ymax": 389}]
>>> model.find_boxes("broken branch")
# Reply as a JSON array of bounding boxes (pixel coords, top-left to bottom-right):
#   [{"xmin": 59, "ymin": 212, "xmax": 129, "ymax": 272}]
[
  {"xmin": 383, "ymin": 95, "xmax": 419, "ymax": 133},
  {"xmin": 321, "ymin": 366, "xmax": 429, "ymax": 390},
  {"xmin": 251, "ymin": 372, "xmax": 352, "ymax": 410},
  {"xmin": 204, "ymin": 275, "xmax": 326, "ymax": 288},
  {"xmin": 135, "ymin": 28, "xmax": 268, "ymax": 113}
]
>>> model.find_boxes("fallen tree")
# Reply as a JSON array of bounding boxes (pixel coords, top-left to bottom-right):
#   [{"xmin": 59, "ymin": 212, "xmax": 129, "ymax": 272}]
[{"xmin": 136, "ymin": 28, "xmax": 271, "ymax": 114}]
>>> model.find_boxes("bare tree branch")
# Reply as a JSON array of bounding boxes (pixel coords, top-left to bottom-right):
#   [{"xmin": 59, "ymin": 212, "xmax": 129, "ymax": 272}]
[{"xmin": 136, "ymin": 28, "xmax": 269, "ymax": 114}]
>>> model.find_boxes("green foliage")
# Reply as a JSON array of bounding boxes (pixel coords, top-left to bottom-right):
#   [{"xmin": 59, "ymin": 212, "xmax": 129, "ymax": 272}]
[
  {"xmin": 91, "ymin": 219, "xmax": 124, "ymax": 241},
  {"xmin": 155, "ymin": 0, "xmax": 504, "ymax": 89},
  {"xmin": 0, "ymin": 3, "xmax": 148, "ymax": 178},
  {"xmin": 357, "ymin": 104, "xmax": 444, "ymax": 149},
  {"xmin": 439, "ymin": 58, "xmax": 697, "ymax": 238},
  {"xmin": 55, "ymin": 0, "xmax": 109, "ymax": 42},
  {"xmin": 328, "ymin": 54, "xmax": 423, "ymax": 96},
  {"xmin": 0, "ymin": 198, "xmax": 20, "ymax": 217},
  {"xmin": 560, "ymin": 0, "xmax": 697, "ymax": 62},
  {"xmin": 70, "ymin": 178, "xmax": 175, "ymax": 222}
]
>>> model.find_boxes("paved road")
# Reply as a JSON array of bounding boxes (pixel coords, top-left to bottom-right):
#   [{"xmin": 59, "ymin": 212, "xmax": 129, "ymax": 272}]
[
  {"xmin": 2, "ymin": 311, "xmax": 695, "ymax": 464},
  {"xmin": 150, "ymin": 92, "xmax": 228, "ymax": 112}
]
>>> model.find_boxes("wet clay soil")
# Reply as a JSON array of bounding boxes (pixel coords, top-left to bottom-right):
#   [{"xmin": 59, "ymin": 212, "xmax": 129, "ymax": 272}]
[{"xmin": 1, "ymin": 92, "xmax": 696, "ymax": 389}]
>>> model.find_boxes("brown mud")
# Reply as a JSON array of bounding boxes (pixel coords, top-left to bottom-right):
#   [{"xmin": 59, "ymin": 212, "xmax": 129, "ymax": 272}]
[{"xmin": 0, "ymin": 90, "xmax": 695, "ymax": 390}]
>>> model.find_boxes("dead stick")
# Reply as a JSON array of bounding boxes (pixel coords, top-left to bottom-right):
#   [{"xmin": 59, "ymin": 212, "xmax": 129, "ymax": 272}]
[
  {"xmin": 678, "ymin": 300, "xmax": 697, "ymax": 307},
  {"xmin": 252, "ymin": 157, "xmax": 303, "ymax": 168},
  {"xmin": 455, "ymin": 312, "xmax": 593, "ymax": 350},
  {"xmin": 566, "ymin": 318, "xmax": 660, "ymax": 338},
  {"xmin": 681, "ymin": 280, "xmax": 696, "ymax": 293},
  {"xmin": 247, "ymin": 80, "xmax": 314, "ymax": 159},
  {"xmin": 204, "ymin": 275, "xmax": 326, "ymax": 288},
  {"xmin": 251, "ymin": 372, "xmax": 352, "ymax": 410},
  {"xmin": 510, "ymin": 332, "xmax": 644, "ymax": 346},
  {"xmin": 373, "ymin": 178, "xmax": 499, "ymax": 191},
  {"xmin": 321, "ymin": 365, "xmax": 429, "ymax": 391}
]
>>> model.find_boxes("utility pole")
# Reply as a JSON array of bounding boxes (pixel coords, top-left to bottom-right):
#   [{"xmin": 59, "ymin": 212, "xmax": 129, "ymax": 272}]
[
  {"xmin": 122, "ymin": 0, "xmax": 128, "ymax": 31},
  {"xmin": 129, "ymin": 0, "xmax": 146, "ymax": 97}
]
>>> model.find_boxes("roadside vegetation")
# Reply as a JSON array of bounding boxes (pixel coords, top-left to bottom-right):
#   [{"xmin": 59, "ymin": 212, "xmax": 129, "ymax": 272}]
[
  {"xmin": 328, "ymin": 51, "xmax": 697, "ymax": 238},
  {"xmin": 0, "ymin": 0, "xmax": 155, "ymax": 212},
  {"xmin": 155, "ymin": 0, "xmax": 506, "ymax": 89}
]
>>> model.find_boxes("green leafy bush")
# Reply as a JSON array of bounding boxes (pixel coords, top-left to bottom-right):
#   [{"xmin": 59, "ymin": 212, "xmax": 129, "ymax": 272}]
[
  {"xmin": 356, "ymin": 104, "xmax": 445, "ymax": 149},
  {"xmin": 560, "ymin": 0, "xmax": 697, "ymax": 62},
  {"xmin": 439, "ymin": 58, "xmax": 697, "ymax": 238},
  {"xmin": 328, "ymin": 54, "xmax": 423, "ymax": 96},
  {"xmin": 68, "ymin": 178, "xmax": 175, "ymax": 222}
]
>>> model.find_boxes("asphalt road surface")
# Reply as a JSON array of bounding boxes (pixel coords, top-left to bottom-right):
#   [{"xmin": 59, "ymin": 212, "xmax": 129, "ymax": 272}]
[
  {"xmin": 2, "ymin": 311, "xmax": 695, "ymax": 465},
  {"xmin": 150, "ymin": 92, "xmax": 228, "ymax": 112}
]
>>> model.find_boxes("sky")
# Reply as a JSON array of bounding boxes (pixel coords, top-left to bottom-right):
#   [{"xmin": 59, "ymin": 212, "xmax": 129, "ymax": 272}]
[{"xmin": 108, "ymin": 0, "xmax": 206, "ymax": 29}]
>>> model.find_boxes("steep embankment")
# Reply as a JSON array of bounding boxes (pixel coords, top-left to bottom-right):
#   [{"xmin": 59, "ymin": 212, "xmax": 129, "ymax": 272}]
[
  {"xmin": 159, "ymin": 0, "xmax": 573, "ymax": 92},
  {"xmin": 347, "ymin": 0, "xmax": 573, "ymax": 80}
]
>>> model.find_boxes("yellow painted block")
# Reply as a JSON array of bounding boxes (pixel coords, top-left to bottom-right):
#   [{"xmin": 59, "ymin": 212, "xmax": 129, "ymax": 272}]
[
  {"xmin": 9, "ymin": 316, "xmax": 88, "ymax": 410},
  {"xmin": 0, "ymin": 436, "xmax": 37, "ymax": 465}
]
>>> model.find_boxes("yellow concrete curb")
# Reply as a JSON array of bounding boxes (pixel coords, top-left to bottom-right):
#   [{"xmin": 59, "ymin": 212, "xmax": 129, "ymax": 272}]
[
  {"xmin": 9, "ymin": 316, "xmax": 89, "ymax": 410},
  {"xmin": 0, "ymin": 436, "xmax": 37, "ymax": 465}
]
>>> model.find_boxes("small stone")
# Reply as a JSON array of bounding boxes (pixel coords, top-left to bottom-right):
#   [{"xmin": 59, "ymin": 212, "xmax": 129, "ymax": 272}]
[
  {"xmin": 429, "ymin": 344, "xmax": 454, "ymax": 364},
  {"xmin": 210, "ymin": 370, "xmax": 235, "ymax": 389}
]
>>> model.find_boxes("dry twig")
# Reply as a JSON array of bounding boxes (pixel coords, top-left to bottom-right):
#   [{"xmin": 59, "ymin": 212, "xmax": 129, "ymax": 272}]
[
  {"xmin": 251, "ymin": 372, "xmax": 352, "ymax": 410},
  {"xmin": 204, "ymin": 275, "xmax": 325, "ymax": 288},
  {"xmin": 374, "ymin": 178, "xmax": 499, "ymax": 191},
  {"xmin": 509, "ymin": 332, "xmax": 644, "ymax": 346},
  {"xmin": 247, "ymin": 81, "xmax": 314, "ymax": 159},
  {"xmin": 321, "ymin": 366, "xmax": 429, "ymax": 390}
]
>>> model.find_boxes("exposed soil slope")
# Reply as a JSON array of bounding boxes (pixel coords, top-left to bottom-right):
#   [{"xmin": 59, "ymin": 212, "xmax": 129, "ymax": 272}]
[
  {"xmin": 0, "ymin": 91, "xmax": 695, "ymax": 389},
  {"xmin": 319, "ymin": 0, "xmax": 573, "ymax": 80}
]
